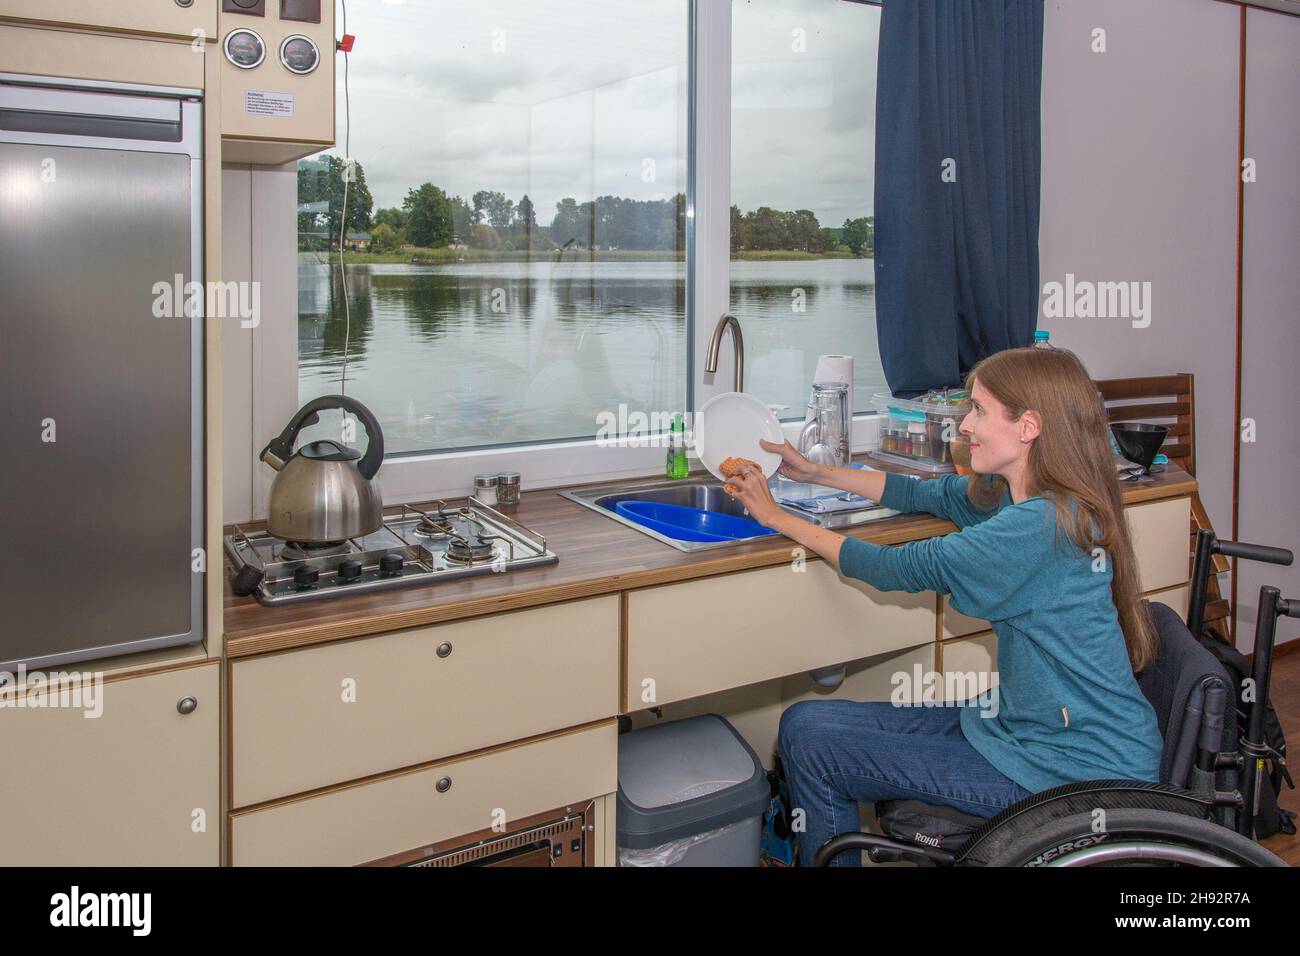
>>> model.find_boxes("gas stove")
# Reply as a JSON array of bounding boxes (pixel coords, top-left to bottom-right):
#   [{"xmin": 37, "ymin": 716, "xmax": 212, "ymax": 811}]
[{"xmin": 224, "ymin": 498, "xmax": 558, "ymax": 606}]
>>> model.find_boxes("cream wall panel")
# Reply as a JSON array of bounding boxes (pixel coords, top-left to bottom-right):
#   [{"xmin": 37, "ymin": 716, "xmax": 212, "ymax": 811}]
[
  {"xmin": 1038, "ymin": 0, "xmax": 1239, "ymax": 539},
  {"xmin": 1237, "ymin": 6, "xmax": 1300, "ymax": 653}
]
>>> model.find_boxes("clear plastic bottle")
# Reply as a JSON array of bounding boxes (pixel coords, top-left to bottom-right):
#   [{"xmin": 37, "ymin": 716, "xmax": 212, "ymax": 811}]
[{"xmin": 1033, "ymin": 330, "xmax": 1054, "ymax": 349}]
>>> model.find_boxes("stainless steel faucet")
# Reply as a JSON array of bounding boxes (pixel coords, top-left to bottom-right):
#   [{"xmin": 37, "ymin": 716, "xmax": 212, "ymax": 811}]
[{"xmin": 705, "ymin": 313, "xmax": 745, "ymax": 393}]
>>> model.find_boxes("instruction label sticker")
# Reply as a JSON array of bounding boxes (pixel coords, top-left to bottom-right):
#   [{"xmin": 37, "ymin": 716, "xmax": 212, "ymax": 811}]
[{"xmin": 244, "ymin": 90, "xmax": 295, "ymax": 118}]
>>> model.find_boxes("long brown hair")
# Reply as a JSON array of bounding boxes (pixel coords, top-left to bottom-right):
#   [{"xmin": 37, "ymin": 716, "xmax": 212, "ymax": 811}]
[{"xmin": 963, "ymin": 347, "xmax": 1157, "ymax": 673}]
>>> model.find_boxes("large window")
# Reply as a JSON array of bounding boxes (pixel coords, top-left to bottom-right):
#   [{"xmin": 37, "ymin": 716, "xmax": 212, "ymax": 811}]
[
  {"xmin": 289, "ymin": 0, "xmax": 881, "ymax": 472},
  {"xmin": 297, "ymin": 0, "xmax": 690, "ymax": 455},
  {"xmin": 731, "ymin": 0, "xmax": 884, "ymax": 417}
]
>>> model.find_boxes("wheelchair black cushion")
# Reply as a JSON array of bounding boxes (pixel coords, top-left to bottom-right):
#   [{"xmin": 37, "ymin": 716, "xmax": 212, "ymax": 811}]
[{"xmin": 874, "ymin": 799, "xmax": 988, "ymax": 855}]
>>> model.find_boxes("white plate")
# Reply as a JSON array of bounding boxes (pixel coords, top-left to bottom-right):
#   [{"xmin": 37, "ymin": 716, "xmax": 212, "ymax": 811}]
[{"xmin": 696, "ymin": 391, "xmax": 784, "ymax": 481}]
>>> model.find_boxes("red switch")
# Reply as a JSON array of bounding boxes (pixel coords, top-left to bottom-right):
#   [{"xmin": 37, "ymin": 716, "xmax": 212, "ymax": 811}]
[{"xmin": 337, "ymin": 34, "xmax": 355, "ymax": 53}]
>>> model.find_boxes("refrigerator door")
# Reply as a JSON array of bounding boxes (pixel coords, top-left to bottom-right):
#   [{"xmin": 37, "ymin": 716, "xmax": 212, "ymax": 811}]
[{"xmin": 0, "ymin": 77, "xmax": 203, "ymax": 670}]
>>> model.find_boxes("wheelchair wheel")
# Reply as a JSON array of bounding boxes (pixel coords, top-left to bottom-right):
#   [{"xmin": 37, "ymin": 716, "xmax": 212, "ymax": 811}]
[{"xmin": 978, "ymin": 809, "xmax": 1286, "ymax": 867}]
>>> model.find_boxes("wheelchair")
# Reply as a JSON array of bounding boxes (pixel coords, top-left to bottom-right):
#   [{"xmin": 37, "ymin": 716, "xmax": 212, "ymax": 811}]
[{"xmin": 813, "ymin": 530, "xmax": 1297, "ymax": 867}]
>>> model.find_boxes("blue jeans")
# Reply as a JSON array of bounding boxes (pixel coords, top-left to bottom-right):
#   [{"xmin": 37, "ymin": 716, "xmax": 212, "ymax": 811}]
[{"xmin": 777, "ymin": 699, "xmax": 1034, "ymax": 867}]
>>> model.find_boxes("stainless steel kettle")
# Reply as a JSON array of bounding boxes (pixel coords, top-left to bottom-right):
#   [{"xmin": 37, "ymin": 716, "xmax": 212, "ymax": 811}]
[{"xmin": 260, "ymin": 395, "xmax": 385, "ymax": 544}]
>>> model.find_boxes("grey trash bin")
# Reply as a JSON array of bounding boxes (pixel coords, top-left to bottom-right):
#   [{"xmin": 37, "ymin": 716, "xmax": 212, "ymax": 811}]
[{"xmin": 616, "ymin": 713, "xmax": 771, "ymax": 867}]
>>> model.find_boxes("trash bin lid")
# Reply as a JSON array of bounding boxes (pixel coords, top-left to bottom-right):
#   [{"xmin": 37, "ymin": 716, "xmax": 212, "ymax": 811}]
[{"xmin": 616, "ymin": 714, "xmax": 770, "ymax": 850}]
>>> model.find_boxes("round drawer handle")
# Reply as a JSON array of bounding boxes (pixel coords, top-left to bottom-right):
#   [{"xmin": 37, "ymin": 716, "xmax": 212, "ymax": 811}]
[
  {"xmin": 436, "ymin": 642, "xmax": 453, "ymax": 659},
  {"xmin": 175, "ymin": 0, "xmax": 195, "ymax": 7},
  {"xmin": 176, "ymin": 696, "xmax": 198, "ymax": 716},
  {"xmin": 435, "ymin": 776, "xmax": 452, "ymax": 793}
]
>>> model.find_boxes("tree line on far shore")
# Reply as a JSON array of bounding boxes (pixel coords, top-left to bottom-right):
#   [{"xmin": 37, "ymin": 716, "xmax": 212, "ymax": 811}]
[{"xmin": 298, "ymin": 155, "xmax": 873, "ymax": 257}]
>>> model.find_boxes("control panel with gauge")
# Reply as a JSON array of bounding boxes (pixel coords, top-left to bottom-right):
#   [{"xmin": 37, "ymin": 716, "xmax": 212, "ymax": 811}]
[{"xmin": 220, "ymin": 0, "xmax": 334, "ymax": 164}]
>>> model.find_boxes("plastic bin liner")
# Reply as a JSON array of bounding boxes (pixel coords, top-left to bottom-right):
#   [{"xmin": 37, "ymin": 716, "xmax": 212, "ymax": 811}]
[
  {"xmin": 617, "ymin": 778, "xmax": 735, "ymax": 866},
  {"xmin": 618, "ymin": 819, "xmax": 750, "ymax": 867}
]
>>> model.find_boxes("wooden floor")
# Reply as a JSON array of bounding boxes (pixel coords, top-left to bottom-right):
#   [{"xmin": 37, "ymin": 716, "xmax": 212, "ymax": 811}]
[{"xmin": 1260, "ymin": 644, "xmax": 1299, "ymax": 866}]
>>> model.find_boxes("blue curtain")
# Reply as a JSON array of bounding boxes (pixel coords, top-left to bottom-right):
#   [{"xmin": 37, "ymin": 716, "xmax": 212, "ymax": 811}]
[{"xmin": 873, "ymin": 0, "xmax": 1044, "ymax": 396}]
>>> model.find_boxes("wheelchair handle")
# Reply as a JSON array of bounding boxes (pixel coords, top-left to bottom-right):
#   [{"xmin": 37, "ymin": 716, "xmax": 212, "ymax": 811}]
[{"xmin": 1214, "ymin": 539, "xmax": 1293, "ymax": 566}]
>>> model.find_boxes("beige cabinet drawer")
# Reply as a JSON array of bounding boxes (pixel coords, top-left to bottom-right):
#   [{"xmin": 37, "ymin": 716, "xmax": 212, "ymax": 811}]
[
  {"xmin": 231, "ymin": 721, "xmax": 617, "ymax": 867},
  {"xmin": 232, "ymin": 596, "xmax": 619, "ymax": 808},
  {"xmin": 0, "ymin": 0, "xmax": 216, "ymax": 40},
  {"xmin": 941, "ymin": 598, "xmax": 988, "ymax": 640},
  {"xmin": 626, "ymin": 561, "xmax": 934, "ymax": 710},
  {"xmin": 0, "ymin": 662, "xmax": 219, "ymax": 866},
  {"xmin": 1146, "ymin": 583, "xmax": 1190, "ymax": 620},
  {"xmin": 1128, "ymin": 496, "xmax": 1191, "ymax": 593},
  {"xmin": 0, "ymin": 24, "xmax": 205, "ymax": 89},
  {"xmin": 938, "ymin": 632, "xmax": 998, "ymax": 704}
]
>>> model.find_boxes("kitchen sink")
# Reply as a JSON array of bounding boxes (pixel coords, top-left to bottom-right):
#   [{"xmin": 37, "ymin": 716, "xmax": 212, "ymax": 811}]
[{"xmin": 560, "ymin": 476, "xmax": 898, "ymax": 553}]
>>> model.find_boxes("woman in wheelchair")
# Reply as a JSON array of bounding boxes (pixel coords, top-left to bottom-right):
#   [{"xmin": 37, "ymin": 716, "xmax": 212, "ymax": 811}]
[{"xmin": 725, "ymin": 346, "xmax": 1165, "ymax": 866}]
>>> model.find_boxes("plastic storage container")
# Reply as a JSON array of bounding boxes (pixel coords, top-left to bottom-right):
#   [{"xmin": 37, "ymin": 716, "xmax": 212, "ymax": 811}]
[
  {"xmin": 869, "ymin": 389, "xmax": 972, "ymax": 473},
  {"xmin": 616, "ymin": 714, "xmax": 771, "ymax": 867}
]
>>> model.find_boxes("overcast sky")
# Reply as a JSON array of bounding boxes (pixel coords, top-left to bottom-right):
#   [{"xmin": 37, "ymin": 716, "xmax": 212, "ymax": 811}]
[{"xmin": 333, "ymin": 0, "xmax": 879, "ymax": 227}]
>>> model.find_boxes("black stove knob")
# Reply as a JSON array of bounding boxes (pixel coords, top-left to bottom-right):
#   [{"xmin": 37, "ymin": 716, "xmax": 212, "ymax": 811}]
[
  {"xmin": 337, "ymin": 559, "xmax": 364, "ymax": 582},
  {"xmin": 293, "ymin": 565, "xmax": 319, "ymax": 589},
  {"xmin": 379, "ymin": 553, "xmax": 404, "ymax": 576}
]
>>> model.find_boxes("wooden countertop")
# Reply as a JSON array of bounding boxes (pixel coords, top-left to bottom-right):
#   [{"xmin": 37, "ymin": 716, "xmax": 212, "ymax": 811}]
[{"xmin": 223, "ymin": 461, "xmax": 1196, "ymax": 658}]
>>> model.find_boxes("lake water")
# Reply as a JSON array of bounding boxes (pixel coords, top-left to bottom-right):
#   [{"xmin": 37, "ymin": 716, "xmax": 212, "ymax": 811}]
[{"xmin": 298, "ymin": 256, "xmax": 885, "ymax": 454}]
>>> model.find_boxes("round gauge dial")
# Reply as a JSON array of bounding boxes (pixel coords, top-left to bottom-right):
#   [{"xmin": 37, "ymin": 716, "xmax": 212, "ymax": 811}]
[
  {"xmin": 224, "ymin": 29, "xmax": 266, "ymax": 70},
  {"xmin": 279, "ymin": 35, "xmax": 321, "ymax": 75}
]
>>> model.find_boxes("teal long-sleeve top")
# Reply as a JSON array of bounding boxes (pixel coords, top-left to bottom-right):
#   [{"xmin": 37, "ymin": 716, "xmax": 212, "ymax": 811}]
[{"xmin": 838, "ymin": 471, "xmax": 1162, "ymax": 794}]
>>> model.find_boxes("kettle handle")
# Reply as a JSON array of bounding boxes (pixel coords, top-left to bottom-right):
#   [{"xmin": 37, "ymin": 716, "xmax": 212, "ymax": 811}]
[{"xmin": 260, "ymin": 395, "xmax": 385, "ymax": 480}]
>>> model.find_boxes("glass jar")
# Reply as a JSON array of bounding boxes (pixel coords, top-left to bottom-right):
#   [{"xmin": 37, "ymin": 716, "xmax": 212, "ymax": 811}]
[
  {"xmin": 907, "ymin": 422, "xmax": 929, "ymax": 459},
  {"xmin": 496, "ymin": 471, "xmax": 521, "ymax": 506},
  {"xmin": 473, "ymin": 474, "xmax": 499, "ymax": 506}
]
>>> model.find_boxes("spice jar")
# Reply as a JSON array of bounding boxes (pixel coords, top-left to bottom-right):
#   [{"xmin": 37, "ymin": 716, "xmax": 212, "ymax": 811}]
[
  {"xmin": 496, "ymin": 471, "xmax": 521, "ymax": 506},
  {"xmin": 473, "ymin": 474, "xmax": 499, "ymax": 506},
  {"xmin": 907, "ymin": 422, "xmax": 929, "ymax": 459}
]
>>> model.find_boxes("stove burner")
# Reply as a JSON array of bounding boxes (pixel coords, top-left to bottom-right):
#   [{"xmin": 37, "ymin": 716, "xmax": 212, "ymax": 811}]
[
  {"xmin": 280, "ymin": 540, "xmax": 350, "ymax": 561},
  {"xmin": 414, "ymin": 516, "xmax": 449, "ymax": 538},
  {"xmin": 444, "ymin": 534, "xmax": 497, "ymax": 565}
]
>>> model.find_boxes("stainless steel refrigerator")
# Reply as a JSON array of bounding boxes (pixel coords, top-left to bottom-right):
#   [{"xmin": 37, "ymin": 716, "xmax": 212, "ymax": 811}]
[{"xmin": 0, "ymin": 73, "xmax": 204, "ymax": 670}]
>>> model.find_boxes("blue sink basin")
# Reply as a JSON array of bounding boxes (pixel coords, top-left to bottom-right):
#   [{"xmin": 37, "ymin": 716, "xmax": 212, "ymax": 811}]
[{"xmin": 614, "ymin": 500, "xmax": 778, "ymax": 543}]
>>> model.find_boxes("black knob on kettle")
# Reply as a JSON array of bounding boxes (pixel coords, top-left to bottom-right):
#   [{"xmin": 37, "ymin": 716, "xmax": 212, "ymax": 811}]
[{"xmin": 293, "ymin": 565, "xmax": 320, "ymax": 589}]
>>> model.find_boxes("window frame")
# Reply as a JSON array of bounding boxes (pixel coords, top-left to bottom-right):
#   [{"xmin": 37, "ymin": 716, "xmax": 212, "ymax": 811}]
[{"xmin": 261, "ymin": 0, "xmax": 884, "ymax": 507}]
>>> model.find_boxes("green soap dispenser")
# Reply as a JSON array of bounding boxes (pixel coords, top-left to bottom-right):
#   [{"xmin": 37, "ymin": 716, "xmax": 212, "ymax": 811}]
[{"xmin": 666, "ymin": 413, "xmax": 690, "ymax": 479}]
